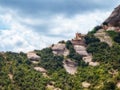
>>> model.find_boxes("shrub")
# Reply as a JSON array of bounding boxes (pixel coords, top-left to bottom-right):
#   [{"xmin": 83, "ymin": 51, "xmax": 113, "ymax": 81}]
[
  {"xmin": 106, "ymin": 31, "xmax": 118, "ymax": 39},
  {"xmin": 114, "ymin": 33, "xmax": 120, "ymax": 44},
  {"xmin": 88, "ymin": 25, "xmax": 102, "ymax": 34},
  {"xmin": 87, "ymin": 42, "xmax": 109, "ymax": 54},
  {"xmin": 84, "ymin": 35, "xmax": 100, "ymax": 45}
]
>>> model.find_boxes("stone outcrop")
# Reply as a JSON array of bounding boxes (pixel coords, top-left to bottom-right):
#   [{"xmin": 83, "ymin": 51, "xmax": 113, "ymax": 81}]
[
  {"xmin": 71, "ymin": 33, "xmax": 88, "ymax": 56},
  {"xmin": 89, "ymin": 62, "xmax": 99, "ymax": 66},
  {"xmin": 82, "ymin": 82, "xmax": 91, "ymax": 88},
  {"xmin": 105, "ymin": 5, "xmax": 120, "ymax": 27},
  {"xmin": 117, "ymin": 82, "xmax": 120, "ymax": 88},
  {"xmin": 51, "ymin": 43, "xmax": 69, "ymax": 56},
  {"xmin": 8, "ymin": 74, "xmax": 13, "ymax": 80},
  {"xmin": 46, "ymin": 84, "xmax": 61, "ymax": 90},
  {"xmin": 34, "ymin": 67, "xmax": 47, "ymax": 73},
  {"xmin": 63, "ymin": 59, "xmax": 77, "ymax": 75},
  {"xmin": 83, "ymin": 55, "xmax": 92, "ymax": 63},
  {"xmin": 27, "ymin": 51, "xmax": 40, "ymax": 61},
  {"xmin": 74, "ymin": 45, "xmax": 88, "ymax": 56},
  {"xmin": 27, "ymin": 51, "xmax": 40, "ymax": 64},
  {"xmin": 94, "ymin": 29, "xmax": 113, "ymax": 47},
  {"xmin": 83, "ymin": 55, "xmax": 99, "ymax": 66},
  {"xmin": 71, "ymin": 33, "xmax": 85, "ymax": 46}
]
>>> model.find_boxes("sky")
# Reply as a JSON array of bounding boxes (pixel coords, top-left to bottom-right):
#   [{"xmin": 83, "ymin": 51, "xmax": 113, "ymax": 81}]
[{"xmin": 0, "ymin": 0, "xmax": 119, "ymax": 52}]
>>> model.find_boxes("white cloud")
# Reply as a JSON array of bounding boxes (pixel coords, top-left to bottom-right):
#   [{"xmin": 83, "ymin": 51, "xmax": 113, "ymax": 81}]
[
  {"xmin": 0, "ymin": 12, "xmax": 46, "ymax": 52},
  {"xmin": 48, "ymin": 11, "xmax": 111, "ymax": 37},
  {"xmin": 0, "ymin": 8, "xmax": 111, "ymax": 52}
]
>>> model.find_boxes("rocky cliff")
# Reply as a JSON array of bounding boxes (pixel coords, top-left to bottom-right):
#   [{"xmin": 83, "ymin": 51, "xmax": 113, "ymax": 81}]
[{"xmin": 105, "ymin": 5, "xmax": 120, "ymax": 27}]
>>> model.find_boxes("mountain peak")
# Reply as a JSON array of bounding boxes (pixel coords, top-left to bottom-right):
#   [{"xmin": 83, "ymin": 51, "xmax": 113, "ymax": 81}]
[{"xmin": 105, "ymin": 4, "xmax": 120, "ymax": 27}]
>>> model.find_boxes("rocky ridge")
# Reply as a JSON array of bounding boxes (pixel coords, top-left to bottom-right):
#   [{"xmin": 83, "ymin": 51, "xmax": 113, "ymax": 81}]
[{"xmin": 105, "ymin": 5, "xmax": 120, "ymax": 27}]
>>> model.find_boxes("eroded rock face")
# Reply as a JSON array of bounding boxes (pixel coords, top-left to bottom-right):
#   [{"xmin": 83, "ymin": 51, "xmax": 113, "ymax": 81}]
[
  {"xmin": 94, "ymin": 29, "xmax": 113, "ymax": 47},
  {"xmin": 105, "ymin": 5, "xmax": 120, "ymax": 27},
  {"xmin": 52, "ymin": 43, "xmax": 69, "ymax": 56},
  {"xmin": 63, "ymin": 59, "xmax": 77, "ymax": 75},
  {"xmin": 83, "ymin": 55, "xmax": 99, "ymax": 66},
  {"xmin": 74, "ymin": 45, "xmax": 88, "ymax": 56},
  {"xmin": 27, "ymin": 51, "xmax": 40, "ymax": 61}
]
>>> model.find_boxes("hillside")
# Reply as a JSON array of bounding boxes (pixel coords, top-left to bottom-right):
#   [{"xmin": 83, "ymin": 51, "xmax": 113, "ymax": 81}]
[{"xmin": 1, "ymin": 5, "xmax": 120, "ymax": 90}]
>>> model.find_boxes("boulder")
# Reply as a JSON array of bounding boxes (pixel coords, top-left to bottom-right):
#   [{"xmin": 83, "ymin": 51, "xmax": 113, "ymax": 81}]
[
  {"xmin": 63, "ymin": 59, "xmax": 77, "ymax": 75},
  {"xmin": 34, "ymin": 67, "xmax": 47, "ymax": 73},
  {"xmin": 74, "ymin": 45, "xmax": 88, "ymax": 56},
  {"xmin": 89, "ymin": 62, "xmax": 99, "ymax": 66},
  {"xmin": 117, "ymin": 82, "xmax": 120, "ymax": 88},
  {"xmin": 52, "ymin": 43, "xmax": 69, "ymax": 56},
  {"xmin": 82, "ymin": 82, "xmax": 91, "ymax": 88},
  {"xmin": 27, "ymin": 51, "xmax": 40, "ymax": 61}
]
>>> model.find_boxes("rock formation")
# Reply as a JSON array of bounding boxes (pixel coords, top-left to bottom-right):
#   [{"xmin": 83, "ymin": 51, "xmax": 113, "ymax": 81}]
[
  {"xmin": 74, "ymin": 45, "xmax": 88, "ymax": 56},
  {"xmin": 63, "ymin": 59, "xmax": 77, "ymax": 75},
  {"xmin": 105, "ymin": 5, "xmax": 120, "ymax": 27},
  {"xmin": 94, "ymin": 29, "xmax": 113, "ymax": 47},
  {"xmin": 27, "ymin": 51, "xmax": 40, "ymax": 61},
  {"xmin": 51, "ymin": 43, "xmax": 69, "ymax": 56},
  {"xmin": 71, "ymin": 33, "xmax": 85, "ymax": 46}
]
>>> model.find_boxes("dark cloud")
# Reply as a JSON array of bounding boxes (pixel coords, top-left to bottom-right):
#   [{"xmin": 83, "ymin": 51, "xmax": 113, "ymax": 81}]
[{"xmin": 0, "ymin": 0, "xmax": 119, "ymax": 17}]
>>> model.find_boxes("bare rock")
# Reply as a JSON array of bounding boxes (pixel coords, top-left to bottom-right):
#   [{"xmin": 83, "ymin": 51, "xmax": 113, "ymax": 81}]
[
  {"xmin": 27, "ymin": 51, "xmax": 40, "ymax": 61},
  {"xmin": 74, "ymin": 45, "xmax": 88, "ymax": 56},
  {"xmin": 107, "ymin": 26, "xmax": 116, "ymax": 31},
  {"xmin": 117, "ymin": 82, "xmax": 120, "ymax": 88},
  {"xmin": 63, "ymin": 59, "xmax": 77, "ymax": 75},
  {"xmin": 46, "ymin": 84, "xmax": 61, "ymax": 90},
  {"xmin": 105, "ymin": 5, "xmax": 120, "ymax": 27},
  {"xmin": 89, "ymin": 62, "xmax": 99, "ymax": 66},
  {"xmin": 8, "ymin": 74, "xmax": 13, "ymax": 80},
  {"xmin": 31, "ymin": 61, "xmax": 39, "ymax": 64},
  {"xmin": 34, "ymin": 67, "xmax": 47, "ymax": 73},
  {"xmin": 52, "ymin": 43, "xmax": 66, "ymax": 50},
  {"xmin": 82, "ymin": 82, "xmax": 91, "ymax": 88},
  {"xmin": 83, "ymin": 55, "xmax": 92, "ymax": 63},
  {"xmin": 52, "ymin": 43, "xmax": 69, "ymax": 56},
  {"xmin": 83, "ymin": 55, "xmax": 100, "ymax": 66},
  {"xmin": 94, "ymin": 29, "xmax": 113, "ymax": 47}
]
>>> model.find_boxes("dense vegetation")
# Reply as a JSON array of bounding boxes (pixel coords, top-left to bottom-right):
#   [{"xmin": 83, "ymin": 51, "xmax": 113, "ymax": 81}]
[
  {"xmin": 0, "ymin": 52, "xmax": 48, "ymax": 90},
  {"xmin": 106, "ymin": 31, "xmax": 120, "ymax": 44},
  {"xmin": 35, "ymin": 48, "xmax": 64, "ymax": 73},
  {"xmin": 84, "ymin": 29, "xmax": 120, "ymax": 90},
  {"xmin": 84, "ymin": 34, "xmax": 100, "ymax": 45},
  {"xmin": 1, "ymin": 29, "xmax": 120, "ymax": 89}
]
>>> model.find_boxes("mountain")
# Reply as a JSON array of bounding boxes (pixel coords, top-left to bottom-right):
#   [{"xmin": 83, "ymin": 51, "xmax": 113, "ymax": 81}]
[
  {"xmin": 1, "ymin": 5, "xmax": 120, "ymax": 90},
  {"xmin": 105, "ymin": 5, "xmax": 120, "ymax": 27}
]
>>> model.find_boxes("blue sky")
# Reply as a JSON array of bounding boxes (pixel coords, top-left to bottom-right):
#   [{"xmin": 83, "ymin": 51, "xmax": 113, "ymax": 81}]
[{"xmin": 0, "ymin": 0, "xmax": 119, "ymax": 52}]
